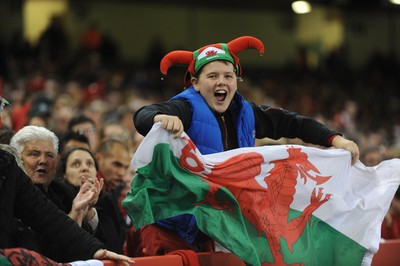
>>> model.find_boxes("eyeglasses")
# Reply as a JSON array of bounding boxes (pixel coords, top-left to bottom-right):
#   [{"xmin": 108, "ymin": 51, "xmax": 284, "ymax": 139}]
[{"xmin": 77, "ymin": 128, "xmax": 97, "ymax": 135}]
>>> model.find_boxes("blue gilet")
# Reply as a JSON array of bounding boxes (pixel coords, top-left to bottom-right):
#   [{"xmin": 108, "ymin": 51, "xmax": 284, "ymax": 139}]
[{"xmin": 156, "ymin": 86, "xmax": 255, "ymax": 245}]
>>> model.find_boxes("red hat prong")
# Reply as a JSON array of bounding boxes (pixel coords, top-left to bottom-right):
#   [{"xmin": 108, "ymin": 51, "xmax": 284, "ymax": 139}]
[
  {"xmin": 160, "ymin": 50, "xmax": 193, "ymax": 76},
  {"xmin": 227, "ymin": 36, "xmax": 265, "ymax": 76},
  {"xmin": 227, "ymin": 36, "xmax": 265, "ymax": 56}
]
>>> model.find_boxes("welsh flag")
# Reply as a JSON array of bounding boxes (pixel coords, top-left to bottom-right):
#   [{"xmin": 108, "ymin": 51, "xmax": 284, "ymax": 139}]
[{"xmin": 123, "ymin": 123, "xmax": 400, "ymax": 266}]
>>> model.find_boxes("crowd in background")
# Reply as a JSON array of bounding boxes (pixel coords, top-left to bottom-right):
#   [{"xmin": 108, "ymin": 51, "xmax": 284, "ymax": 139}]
[
  {"xmin": 1, "ymin": 17, "xmax": 400, "ymax": 263},
  {"xmin": 1, "ymin": 18, "xmax": 400, "ymax": 163}
]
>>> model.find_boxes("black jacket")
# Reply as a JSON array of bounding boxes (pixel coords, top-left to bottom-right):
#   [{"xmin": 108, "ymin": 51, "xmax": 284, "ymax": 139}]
[
  {"xmin": 0, "ymin": 149, "xmax": 105, "ymax": 262},
  {"xmin": 95, "ymin": 188, "xmax": 130, "ymax": 254}
]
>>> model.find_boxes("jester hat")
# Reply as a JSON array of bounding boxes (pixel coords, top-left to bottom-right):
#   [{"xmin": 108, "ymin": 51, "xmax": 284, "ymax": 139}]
[{"xmin": 160, "ymin": 36, "xmax": 265, "ymax": 86}]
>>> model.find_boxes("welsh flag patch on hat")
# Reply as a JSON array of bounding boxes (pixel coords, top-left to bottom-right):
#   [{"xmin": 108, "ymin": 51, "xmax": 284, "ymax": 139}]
[{"xmin": 194, "ymin": 45, "xmax": 235, "ymax": 73}]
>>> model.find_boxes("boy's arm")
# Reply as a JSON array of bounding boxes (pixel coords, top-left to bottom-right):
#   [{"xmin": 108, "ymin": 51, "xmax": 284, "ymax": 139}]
[{"xmin": 134, "ymin": 99, "xmax": 192, "ymax": 136}]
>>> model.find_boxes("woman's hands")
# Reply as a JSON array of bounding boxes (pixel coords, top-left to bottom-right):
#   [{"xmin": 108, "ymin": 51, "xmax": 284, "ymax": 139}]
[
  {"xmin": 69, "ymin": 177, "xmax": 104, "ymax": 226},
  {"xmin": 83, "ymin": 177, "xmax": 104, "ymax": 208},
  {"xmin": 331, "ymin": 135, "xmax": 360, "ymax": 165}
]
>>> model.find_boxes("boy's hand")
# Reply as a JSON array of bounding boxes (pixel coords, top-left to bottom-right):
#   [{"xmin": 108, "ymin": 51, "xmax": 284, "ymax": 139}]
[
  {"xmin": 154, "ymin": 114, "xmax": 184, "ymax": 138},
  {"xmin": 331, "ymin": 135, "xmax": 360, "ymax": 165}
]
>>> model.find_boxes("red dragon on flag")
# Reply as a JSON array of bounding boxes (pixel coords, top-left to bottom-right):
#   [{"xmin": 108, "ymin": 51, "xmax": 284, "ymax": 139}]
[{"xmin": 179, "ymin": 136, "xmax": 332, "ymax": 266}]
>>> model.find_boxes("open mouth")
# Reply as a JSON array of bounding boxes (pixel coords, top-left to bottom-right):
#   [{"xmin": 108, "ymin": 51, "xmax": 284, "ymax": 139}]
[
  {"xmin": 215, "ymin": 90, "xmax": 227, "ymax": 102},
  {"xmin": 37, "ymin": 169, "xmax": 47, "ymax": 174}
]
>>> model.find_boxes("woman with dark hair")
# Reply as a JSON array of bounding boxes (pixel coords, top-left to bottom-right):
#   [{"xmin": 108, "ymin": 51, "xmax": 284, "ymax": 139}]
[
  {"xmin": 57, "ymin": 146, "xmax": 99, "ymax": 188},
  {"xmin": 56, "ymin": 147, "xmax": 102, "ymax": 230},
  {"xmin": 56, "ymin": 146, "xmax": 128, "ymax": 254}
]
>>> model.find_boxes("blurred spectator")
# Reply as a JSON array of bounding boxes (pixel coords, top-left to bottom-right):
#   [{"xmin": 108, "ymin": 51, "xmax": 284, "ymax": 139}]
[
  {"xmin": 382, "ymin": 187, "xmax": 400, "ymax": 240},
  {"xmin": 361, "ymin": 146, "xmax": 385, "ymax": 167},
  {"xmin": 80, "ymin": 23, "xmax": 103, "ymax": 53},
  {"xmin": 120, "ymin": 163, "xmax": 135, "ymax": 226},
  {"xmin": 0, "ymin": 40, "xmax": 8, "ymax": 80},
  {"xmin": 332, "ymin": 99, "xmax": 359, "ymax": 138},
  {"xmin": 0, "ymin": 108, "xmax": 12, "ymax": 129},
  {"xmin": 95, "ymin": 139, "xmax": 131, "ymax": 192},
  {"xmin": 52, "ymin": 105, "xmax": 75, "ymax": 136},
  {"xmin": 26, "ymin": 92, "xmax": 53, "ymax": 128},
  {"xmin": 59, "ymin": 130, "xmax": 91, "ymax": 154},
  {"xmin": 0, "ymin": 127, "xmax": 15, "ymax": 144},
  {"xmin": 26, "ymin": 113, "xmax": 48, "ymax": 128},
  {"xmin": 79, "ymin": 23, "xmax": 118, "ymax": 66},
  {"xmin": 99, "ymin": 121, "xmax": 133, "ymax": 152},
  {"xmin": 95, "ymin": 139, "xmax": 132, "ymax": 253},
  {"xmin": 11, "ymin": 90, "xmax": 33, "ymax": 131},
  {"xmin": 118, "ymin": 106, "xmax": 138, "ymax": 134},
  {"xmin": 51, "ymin": 93, "xmax": 76, "ymax": 136},
  {"xmin": 37, "ymin": 15, "xmax": 70, "ymax": 66},
  {"xmin": 82, "ymin": 99, "xmax": 108, "ymax": 131},
  {"xmin": 98, "ymin": 32, "xmax": 119, "ymax": 66},
  {"xmin": 68, "ymin": 114, "xmax": 99, "ymax": 152},
  {"xmin": 65, "ymin": 81, "xmax": 86, "ymax": 109}
]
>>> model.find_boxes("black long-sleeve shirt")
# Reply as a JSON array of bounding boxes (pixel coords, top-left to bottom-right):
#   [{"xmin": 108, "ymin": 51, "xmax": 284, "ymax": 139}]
[{"xmin": 134, "ymin": 98, "xmax": 339, "ymax": 150}]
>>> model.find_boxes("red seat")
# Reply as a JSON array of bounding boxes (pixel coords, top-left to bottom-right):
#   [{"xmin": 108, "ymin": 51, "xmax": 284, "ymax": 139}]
[
  {"xmin": 371, "ymin": 239, "xmax": 400, "ymax": 266},
  {"xmin": 102, "ymin": 252, "xmax": 245, "ymax": 266},
  {"xmin": 198, "ymin": 252, "xmax": 245, "ymax": 265}
]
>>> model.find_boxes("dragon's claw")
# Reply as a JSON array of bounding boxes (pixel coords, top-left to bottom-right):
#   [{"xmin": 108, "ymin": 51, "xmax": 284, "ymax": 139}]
[{"xmin": 311, "ymin": 187, "xmax": 331, "ymax": 204}]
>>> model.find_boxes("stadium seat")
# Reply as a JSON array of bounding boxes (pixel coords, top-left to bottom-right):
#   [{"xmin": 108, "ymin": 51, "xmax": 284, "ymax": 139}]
[{"xmin": 371, "ymin": 239, "xmax": 400, "ymax": 266}]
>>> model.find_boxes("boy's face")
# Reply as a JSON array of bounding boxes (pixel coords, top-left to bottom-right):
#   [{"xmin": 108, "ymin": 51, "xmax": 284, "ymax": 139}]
[{"xmin": 191, "ymin": 61, "xmax": 237, "ymax": 114}]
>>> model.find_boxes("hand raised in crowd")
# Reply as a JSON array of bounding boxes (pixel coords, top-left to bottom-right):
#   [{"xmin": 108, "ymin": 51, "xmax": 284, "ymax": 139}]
[
  {"xmin": 331, "ymin": 135, "xmax": 360, "ymax": 165},
  {"xmin": 154, "ymin": 114, "xmax": 184, "ymax": 138}
]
